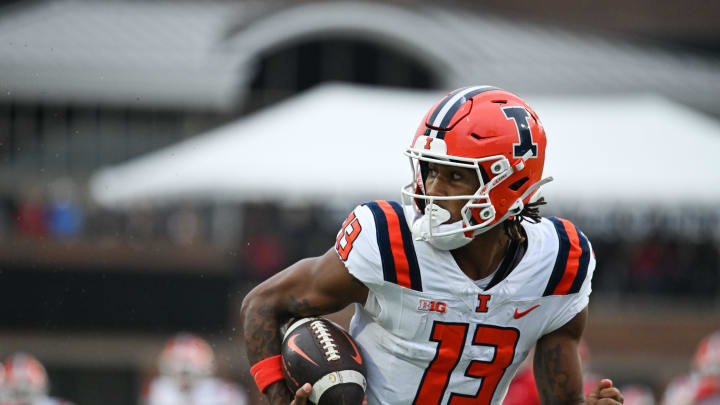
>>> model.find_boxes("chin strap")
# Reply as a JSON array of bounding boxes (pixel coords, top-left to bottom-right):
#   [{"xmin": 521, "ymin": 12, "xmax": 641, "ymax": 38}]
[{"xmin": 411, "ymin": 204, "xmax": 473, "ymax": 250}]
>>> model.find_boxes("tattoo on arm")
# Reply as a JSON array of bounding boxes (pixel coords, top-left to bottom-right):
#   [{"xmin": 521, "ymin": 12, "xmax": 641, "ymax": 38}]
[
  {"xmin": 535, "ymin": 343, "xmax": 582, "ymax": 405},
  {"xmin": 243, "ymin": 296, "xmax": 325, "ymax": 404},
  {"xmin": 287, "ymin": 295, "xmax": 324, "ymax": 317},
  {"xmin": 245, "ymin": 295, "xmax": 324, "ymax": 363},
  {"xmin": 245, "ymin": 303, "xmax": 282, "ymax": 363}
]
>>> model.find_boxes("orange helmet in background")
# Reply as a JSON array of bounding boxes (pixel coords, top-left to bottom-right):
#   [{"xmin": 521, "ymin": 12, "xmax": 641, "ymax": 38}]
[
  {"xmin": 694, "ymin": 330, "xmax": 720, "ymax": 377},
  {"xmin": 402, "ymin": 86, "xmax": 551, "ymax": 250},
  {"xmin": 3, "ymin": 352, "xmax": 49, "ymax": 404},
  {"xmin": 158, "ymin": 333, "xmax": 215, "ymax": 382}
]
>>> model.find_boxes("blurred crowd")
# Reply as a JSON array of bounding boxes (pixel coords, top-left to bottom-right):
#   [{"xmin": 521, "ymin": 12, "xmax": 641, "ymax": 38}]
[{"xmin": 1, "ymin": 183, "xmax": 718, "ymax": 297}]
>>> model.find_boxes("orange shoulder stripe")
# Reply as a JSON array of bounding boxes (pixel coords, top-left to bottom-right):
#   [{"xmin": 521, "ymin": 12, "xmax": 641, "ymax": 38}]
[
  {"xmin": 552, "ymin": 218, "xmax": 583, "ymax": 295},
  {"xmin": 377, "ymin": 200, "xmax": 412, "ymax": 289}
]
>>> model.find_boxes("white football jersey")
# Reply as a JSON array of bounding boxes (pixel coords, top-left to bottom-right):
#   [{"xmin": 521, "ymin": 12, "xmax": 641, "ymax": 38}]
[
  {"xmin": 145, "ymin": 376, "xmax": 248, "ymax": 405},
  {"xmin": 335, "ymin": 201, "xmax": 595, "ymax": 405}
]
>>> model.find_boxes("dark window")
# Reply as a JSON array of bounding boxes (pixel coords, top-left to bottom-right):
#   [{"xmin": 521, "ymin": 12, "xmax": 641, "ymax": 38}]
[{"xmin": 246, "ymin": 38, "xmax": 437, "ymax": 113}]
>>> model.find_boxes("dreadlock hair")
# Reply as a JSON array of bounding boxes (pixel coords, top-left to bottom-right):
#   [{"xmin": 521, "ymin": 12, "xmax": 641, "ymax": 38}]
[{"xmin": 503, "ymin": 197, "xmax": 546, "ymax": 243}]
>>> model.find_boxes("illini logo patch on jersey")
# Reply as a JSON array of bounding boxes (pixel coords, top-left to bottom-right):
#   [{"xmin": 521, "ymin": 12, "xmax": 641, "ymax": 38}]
[{"xmin": 418, "ymin": 299, "xmax": 447, "ymax": 313}]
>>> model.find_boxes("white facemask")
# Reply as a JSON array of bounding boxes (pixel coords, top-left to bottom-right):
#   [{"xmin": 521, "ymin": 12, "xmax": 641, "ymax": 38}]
[{"xmin": 411, "ymin": 204, "xmax": 473, "ymax": 250}]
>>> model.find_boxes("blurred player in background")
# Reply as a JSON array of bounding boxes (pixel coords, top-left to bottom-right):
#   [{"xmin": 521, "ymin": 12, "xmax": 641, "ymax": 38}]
[
  {"xmin": 661, "ymin": 330, "xmax": 720, "ymax": 405},
  {"xmin": 502, "ymin": 356, "xmax": 540, "ymax": 405},
  {"xmin": 241, "ymin": 86, "xmax": 625, "ymax": 405},
  {"xmin": 1, "ymin": 352, "xmax": 73, "ymax": 405},
  {"xmin": 618, "ymin": 384, "xmax": 655, "ymax": 405},
  {"xmin": 144, "ymin": 333, "xmax": 248, "ymax": 405},
  {"xmin": 0, "ymin": 360, "xmax": 4, "ymax": 403},
  {"xmin": 661, "ymin": 374, "xmax": 695, "ymax": 405},
  {"xmin": 692, "ymin": 331, "xmax": 720, "ymax": 405}
]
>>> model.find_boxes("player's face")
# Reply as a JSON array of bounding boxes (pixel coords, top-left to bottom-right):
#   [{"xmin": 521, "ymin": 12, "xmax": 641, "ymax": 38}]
[{"xmin": 425, "ymin": 162, "xmax": 480, "ymax": 222}]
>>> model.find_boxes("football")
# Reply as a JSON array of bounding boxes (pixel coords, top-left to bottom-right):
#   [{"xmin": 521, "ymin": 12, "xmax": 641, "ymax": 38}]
[{"xmin": 281, "ymin": 317, "xmax": 367, "ymax": 405}]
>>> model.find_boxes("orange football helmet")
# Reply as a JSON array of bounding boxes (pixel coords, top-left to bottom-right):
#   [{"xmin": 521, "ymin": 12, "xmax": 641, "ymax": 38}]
[
  {"xmin": 158, "ymin": 333, "xmax": 215, "ymax": 382},
  {"xmin": 694, "ymin": 330, "xmax": 720, "ymax": 376},
  {"xmin": 3, "ymin": 352, "xmax": 49, "ymax": 403},
  {"xmin": 401, "ymin": 86, "xmax": 551, "ymax": 250}
]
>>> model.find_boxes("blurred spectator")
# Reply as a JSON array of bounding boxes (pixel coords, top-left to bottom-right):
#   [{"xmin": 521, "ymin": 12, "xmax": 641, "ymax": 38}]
[
  {"xmin": 46, "ymin": 178, "xmax": 83, "ymax": 239},
  {"xmin": 0, "ymin": 194, "xmax": 16, "ymax": 239},
  {"xmin": 166, "ymin": 206, "xmax": 202, "ymax": 246},
  {"xmin": 125, "ymin": 205, "xmax": 155, "ymax": 242},
  {"xmin": 243, "ymin": 231, "xmax": 286, "ymax": 279},
  {"xmin": 15, "ymin": 188, "xmax": 48, "ymax": 238},
  {"xmin": 629, "ymin": 238, "xmax": 665, "ymax": 293},
  {"xmin": 210, "ymin": 205, "xmax": 242, "ymax": 248},
  {"xmin": 144, "ymin": 333, "xmax": 248, "ymax": 405},
  {"xmin": 2, "ymin": 186, "xmax": 719, "ymax": 298},
  {"xmin": 1, "ymin": 352, "xmax": 74, "ymax": 405}
]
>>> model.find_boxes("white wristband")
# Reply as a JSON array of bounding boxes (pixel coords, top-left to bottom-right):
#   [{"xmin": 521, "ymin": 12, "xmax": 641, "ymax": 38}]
[{"xmin": 308, "ymin": 370, "xmax": 367, "ymax": 404}]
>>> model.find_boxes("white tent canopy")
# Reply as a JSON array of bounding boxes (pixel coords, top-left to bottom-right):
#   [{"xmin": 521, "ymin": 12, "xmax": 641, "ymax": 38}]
[{"xmin": 89, "ymin": 84, "xmax": 720, "ymax": 208}]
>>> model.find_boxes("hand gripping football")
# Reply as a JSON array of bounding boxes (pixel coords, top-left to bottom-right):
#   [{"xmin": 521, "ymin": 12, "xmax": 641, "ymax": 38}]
[{"xmin": 281, "ymin": 317, "xmax": 367, "ymax": 405}]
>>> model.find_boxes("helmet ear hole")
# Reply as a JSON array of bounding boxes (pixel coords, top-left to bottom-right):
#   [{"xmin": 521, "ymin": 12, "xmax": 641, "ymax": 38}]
[{"xmin": 472, "ymin": 206, "xmax": 495, "ymax": 223}]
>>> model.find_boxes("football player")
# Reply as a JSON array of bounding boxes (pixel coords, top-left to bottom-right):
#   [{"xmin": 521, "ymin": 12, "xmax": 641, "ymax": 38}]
[
  {"xmin": 690, "ymin": 330, "xmax": 720, "ymax": 405},
  {"xmin": 661, "ymin": 330, "xmax": 720, "ymax": 405},
  {"xmin": 1, "ymin": 352, "xmax": 73, "ymax": 405},
  {"xmin": 617, "ymin": 384, "xmax": 655, "ymax": 405},
  {"xmin": 241, "ymin": 86, "xmax": 624, "ymax": 405},
  {"xmin": 144, "ymin": 333, "xmax": 249, "ymax": 405}
]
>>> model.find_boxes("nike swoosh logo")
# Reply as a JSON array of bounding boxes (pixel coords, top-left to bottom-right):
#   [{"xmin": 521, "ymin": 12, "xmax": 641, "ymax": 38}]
[
  {"xmin": 340, "ymin": 329, "xmax": 363, "ymax": 365},
  {"xmin": 514, "ymin": 304, "xmax": 540, "ymax": 319},
  {"xmin": 287, "ymin": 334, "xmax": 318, "ymax": 366}
]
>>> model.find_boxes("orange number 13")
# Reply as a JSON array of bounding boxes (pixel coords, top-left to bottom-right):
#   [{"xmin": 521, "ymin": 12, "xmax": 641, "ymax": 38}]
[{"xmin": 413, "ymin": 322, "xmax": 520, "ymax": 405}]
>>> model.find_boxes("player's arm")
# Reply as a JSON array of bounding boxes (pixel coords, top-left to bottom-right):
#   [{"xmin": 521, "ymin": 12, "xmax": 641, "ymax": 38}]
[
  {"xmin": 240, "ymin": 247, "xmax": 369, "ymax": 405},
  {"xmin": 534, "ymin": 307, "xmax": 586, "ymax": 405},
  {"xmin": 534, "ymin": 307, "xmax": 623, "ymax": 405}
]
